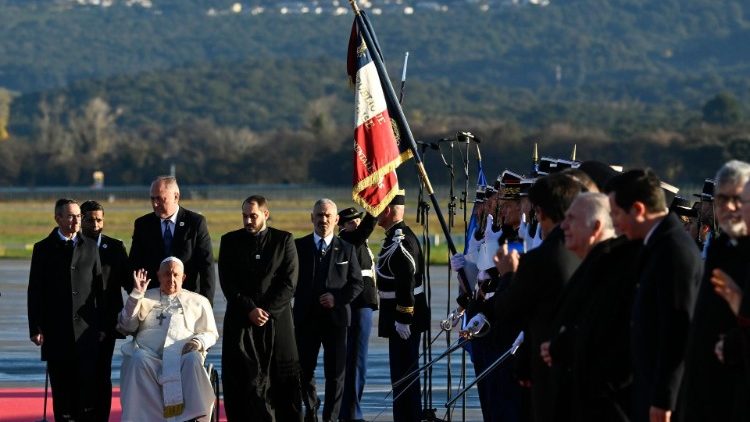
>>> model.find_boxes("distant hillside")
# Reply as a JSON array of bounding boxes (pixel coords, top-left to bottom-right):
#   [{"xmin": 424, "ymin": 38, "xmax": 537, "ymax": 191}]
[{"xmin": 2, "ymin": 0, "xmax": 750, "ymax": 187}]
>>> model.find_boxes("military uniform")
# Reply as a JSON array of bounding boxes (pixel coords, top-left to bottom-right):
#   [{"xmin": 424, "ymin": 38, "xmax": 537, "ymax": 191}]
[{"xmin": 376, "ymin": 220, "xmax": 429, "ymax": 422}]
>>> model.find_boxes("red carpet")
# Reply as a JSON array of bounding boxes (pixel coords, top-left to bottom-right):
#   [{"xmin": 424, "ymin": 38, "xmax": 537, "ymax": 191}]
[{"xmin": 0, "ymin": 387, "xmax": 226, "ymax": 422}]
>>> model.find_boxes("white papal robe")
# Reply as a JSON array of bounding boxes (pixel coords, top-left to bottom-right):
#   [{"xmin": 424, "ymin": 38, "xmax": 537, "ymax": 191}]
[{"xmin": 117, "ymin": 289, "xmax": 219, "ymax": 422}]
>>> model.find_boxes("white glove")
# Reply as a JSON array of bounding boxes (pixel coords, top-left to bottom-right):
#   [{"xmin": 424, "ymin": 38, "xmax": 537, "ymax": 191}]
[
  {"xmin": 483, "ymin": 214, "xmax": 495, "ymax": 239},
  {"xmin": 450, "ymin": 253, "xmax": 466, "ymax": 271},
  {"xmin": 394, "ymin": 321, "xmax": 411, "ymax": 340},
  {"xmin": 464, "ymin": 313, "xmax": 488, "ymax": 336}
]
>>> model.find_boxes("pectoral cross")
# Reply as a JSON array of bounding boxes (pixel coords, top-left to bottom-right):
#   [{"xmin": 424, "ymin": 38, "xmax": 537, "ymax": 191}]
[{"xmin": 156, "ymin": 312, "xmax": 167, "ymax": 326}]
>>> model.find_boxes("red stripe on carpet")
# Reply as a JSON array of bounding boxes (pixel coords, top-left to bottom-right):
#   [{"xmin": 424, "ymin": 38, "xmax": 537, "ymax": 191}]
[{"xmin": 0, "ymin": 387, "xmax": 227, "ymax": 421}]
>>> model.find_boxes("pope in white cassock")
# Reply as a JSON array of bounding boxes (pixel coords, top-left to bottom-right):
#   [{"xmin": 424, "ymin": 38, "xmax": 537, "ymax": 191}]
[{"xmin": 118, "ymin": 257, "xmax": 219, "ymax": 422}]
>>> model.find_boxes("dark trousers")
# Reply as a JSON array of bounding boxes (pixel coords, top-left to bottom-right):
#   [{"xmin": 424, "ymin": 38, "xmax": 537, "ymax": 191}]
[
  {"xmin": 297, "ymin": 320, "xmax": 347, "ymax": 421},
  {"xmin": 94, "ymin": 336, "xmax": 116, "ymax": 422},
  {"xmin": 48, "ymin": 357, "xmax": 97, "ymax": 422},
  {"xmin": 340, "ymin": 308, "xmax": 373, "ymax": 421},
  {"xmin": 388, "ymin": 332, "xmax": 422, "ymax": 422},
  {"xmin": 469, "ymin": 335, "xmax": 521, "ymax": 422}
]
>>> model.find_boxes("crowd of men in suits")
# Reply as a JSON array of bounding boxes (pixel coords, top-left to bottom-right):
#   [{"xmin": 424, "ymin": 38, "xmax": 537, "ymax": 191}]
[
  {"xmin": 447, "ymin": 158, "xmax": 750, "ymax": 422},
  {"xmin": 26, "ymin": 158, "xmax": 750, "ymax": 421}
]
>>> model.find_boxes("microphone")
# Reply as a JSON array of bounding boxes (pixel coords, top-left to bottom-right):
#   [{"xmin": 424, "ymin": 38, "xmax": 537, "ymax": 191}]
[
  {"xmin": 510, "ymin": 331, "xmax": 524, "ymax": 354},
  {"xmin": 457, "ymin": 131, "xmax": 482, "ymax": 143},
  {"xmin": 416, "ymin": 140, "xmax": 439, "ymax": 150}
]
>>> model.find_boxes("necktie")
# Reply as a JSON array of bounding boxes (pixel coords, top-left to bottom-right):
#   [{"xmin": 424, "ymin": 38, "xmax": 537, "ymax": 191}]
[
  {"xmin": 318, "ymin": 238, "xmax": 327, "ymax": 258},
  {"xmin": 163, "ymin": 220, "xmax": 173, "ymax": 254}
]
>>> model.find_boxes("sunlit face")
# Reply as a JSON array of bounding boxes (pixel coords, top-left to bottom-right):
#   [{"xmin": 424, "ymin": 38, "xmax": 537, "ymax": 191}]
[
  {"xmin": 714, "ymin": 182, "xmax": 747, "ymax": 239},
  {"xmin": 561, "ymin": 199, "xmax": 595, "ymax": 257},
  {"xmin": 608, "ymin": 193, "xmax": 638, "ymax": 239},
  {"xmin": 242, "ymin": 201, "xmax": 269, "ymax": 234},
  {"xmin": 55, "ymin": 203, "xmax": 81, "ymax": 238},
  {"xmin": 520, "ymin": 197, "xmax": 533, "ymax": 218},
  {"xmin": 340, "ymin": 218, "xmax": 360, "ymax": 232},
  {"xmin": 82, "ymin": 210, "xmax": 104, "ymax": 238},
  {"xmin": 150, "ymin": 181, "xmax": 179, "ymax": 219},
  {"xmin": 158, "ymin": 261, "xmax": 185, "ymax": 295},
  {"xmin": 312, "ymin": 202, "xmax": 338, "ymax": 237},
  {"xmin": 501, "ymin": 199, "xmax": 522, "ymax": 228}
]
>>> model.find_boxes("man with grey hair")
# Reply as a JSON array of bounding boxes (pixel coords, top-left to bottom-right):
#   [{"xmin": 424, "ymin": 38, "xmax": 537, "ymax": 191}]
[
  {"xmin": 294, "ymin": 199, "xmax": 363, "ymax": 422},
  {"xmin": 542, "ymin": 192, "xmax": 642, "ymax": 421},
  {"xmin": 129, "ymin": 176, "xmax": 216, "ymax": 304},
  {"xmin": 119, "ymin": 257, "xmax": 218, "ymax": 422},
  {"xmin": 678, "ymin": 160, "xmax": 750, "ymax": 422}
]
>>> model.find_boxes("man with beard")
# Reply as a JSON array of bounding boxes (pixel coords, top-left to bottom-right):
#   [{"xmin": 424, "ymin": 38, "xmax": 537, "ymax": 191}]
[
  {"xmin": 294, "ymin": 199, "xmax": 363, "ymax": 422},
  {"xmin": 606, "ymin": 170, "xmax": 701, "ymax": 422},
  {"xmin": 80, "ymin": 200, "xmax": 128, "ymax": 422},
  {"xmin": 678, "ymin": 160, "xmax": 750, "ymax": 422},
  {"xmin": 219, "ymin": 195, "xmax": 302, "ymax": 421}
]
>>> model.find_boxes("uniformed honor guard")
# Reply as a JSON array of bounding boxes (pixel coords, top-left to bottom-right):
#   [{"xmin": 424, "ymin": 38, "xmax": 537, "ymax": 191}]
[{"xmin": 375, "ymin": 192, "xmax": 430, "ymax": 422}]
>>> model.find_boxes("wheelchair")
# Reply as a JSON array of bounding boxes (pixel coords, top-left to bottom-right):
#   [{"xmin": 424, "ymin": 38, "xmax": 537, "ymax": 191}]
[{"xmin": 205, "ymin": 362, "xmax": 221, "ymax": 422}]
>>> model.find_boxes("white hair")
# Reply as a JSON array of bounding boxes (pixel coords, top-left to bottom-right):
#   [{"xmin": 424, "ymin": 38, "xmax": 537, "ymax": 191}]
[
  {"xmin": 159, "ymin": 256, "xmax": 184, "ymax": 272},
  {"xmin": 574, "ymin": 192, "xmax": 615, "ymax": 237}
]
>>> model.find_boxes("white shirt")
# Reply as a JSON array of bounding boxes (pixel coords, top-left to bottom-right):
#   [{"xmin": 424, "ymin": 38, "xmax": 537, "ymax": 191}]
[
  {"xmin": 313, "ymin": 232, "xmax": 334, "ymax": 250},
  {"xmin": 161, "ymin": 206, "xmax": 180, "ymax": 238},
  {"xmin": 57, "ymin": 229, "xmax": 78, "ymax": 244}
]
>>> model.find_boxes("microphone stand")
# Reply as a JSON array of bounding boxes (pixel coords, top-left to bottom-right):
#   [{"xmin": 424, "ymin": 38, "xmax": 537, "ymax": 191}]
[
  {"xmin": 416, "ymin": 141, "xmax": 436, "ymax": 418},
  {"xmin": 444, "ymin": 332, "xmax": 525, "ymax": 408}
]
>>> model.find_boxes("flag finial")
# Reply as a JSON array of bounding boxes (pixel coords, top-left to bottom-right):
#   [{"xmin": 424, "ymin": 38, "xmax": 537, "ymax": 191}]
[{"xmin": 571, "ymin": 144, "xmax": 577, "ymax": 161}]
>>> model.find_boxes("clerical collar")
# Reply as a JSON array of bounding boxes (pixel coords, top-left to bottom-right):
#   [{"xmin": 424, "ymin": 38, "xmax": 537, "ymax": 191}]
[
  {"xmin": 313, "ymin": 232, "xmax": 334, "ymax": 248},
  {"xmin": 57, "ymin": 229, "xmax": 78, "ymax": 244},
  {"xmin": 161, "ymin": 206, "xmax": 180, "ymax": 226}
]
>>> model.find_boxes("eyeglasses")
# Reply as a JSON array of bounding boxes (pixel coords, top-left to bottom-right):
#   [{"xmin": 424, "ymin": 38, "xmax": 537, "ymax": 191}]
[{"xmin": 715, "ymin": 194, "xmax": 750, "ymax": 207}]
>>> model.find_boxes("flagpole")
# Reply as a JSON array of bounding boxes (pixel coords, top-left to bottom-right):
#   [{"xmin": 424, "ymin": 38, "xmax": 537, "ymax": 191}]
[{"xmin": 348, "ymin": 0, "xmax": 473, "ymax": 300}]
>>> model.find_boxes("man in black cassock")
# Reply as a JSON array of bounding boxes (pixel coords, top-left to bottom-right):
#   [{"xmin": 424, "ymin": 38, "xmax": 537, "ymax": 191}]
[
  {"xmin": 80, "ymin": 200, "xmax": 127, "ymax": 422},
  {"xmin": 219, "ymin": 195, "xmax": 302, "ymax": 421},
  {"xmin": 28, "ymin": 199, "xmax": 105, "ymax": 422},
  {"xmin": 606, "ymin": 169, "xmax": 701, "ymax": 422},
  {"xmin": 678, "ymin": 160, "xmax": 750, "ymax": 422}
]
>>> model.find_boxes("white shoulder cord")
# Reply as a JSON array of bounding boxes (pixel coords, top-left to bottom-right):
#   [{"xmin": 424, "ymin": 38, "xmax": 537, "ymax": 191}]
[{"xmin": 376, "ymin": 229, "xmax": 416, "ymax": 280}]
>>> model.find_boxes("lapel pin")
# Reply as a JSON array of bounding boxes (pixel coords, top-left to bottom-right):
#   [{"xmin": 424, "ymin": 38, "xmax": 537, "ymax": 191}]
[
  {"xmin": 102, "ymin": 243, "xmax": 108, "ymax": 249},
  {"xmin": 179, "ymin": 222, "xmax": 185, "ymax": 227}
]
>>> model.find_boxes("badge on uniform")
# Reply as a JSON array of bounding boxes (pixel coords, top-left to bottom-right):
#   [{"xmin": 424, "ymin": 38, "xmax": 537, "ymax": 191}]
[{"xmin": 255, "ymin": 254, "xmax": 261, "ymax": 260}]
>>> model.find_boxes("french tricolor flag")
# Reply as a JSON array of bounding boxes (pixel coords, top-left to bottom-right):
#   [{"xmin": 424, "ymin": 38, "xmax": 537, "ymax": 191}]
[{"xmin": 347, "ymin": 19, "xmax": 411, "ymax": 216}]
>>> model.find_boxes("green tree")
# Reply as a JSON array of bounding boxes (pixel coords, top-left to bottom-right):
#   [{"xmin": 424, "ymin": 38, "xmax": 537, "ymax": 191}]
[{"xmin": 702, "ymin": 92, "xmax": 741, "ymax": 125}]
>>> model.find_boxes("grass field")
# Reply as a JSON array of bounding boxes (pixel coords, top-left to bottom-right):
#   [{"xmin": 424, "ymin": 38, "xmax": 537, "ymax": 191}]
[{"xmin": 0, "ymin": 199, "xmax": 462, "ymax": 263}]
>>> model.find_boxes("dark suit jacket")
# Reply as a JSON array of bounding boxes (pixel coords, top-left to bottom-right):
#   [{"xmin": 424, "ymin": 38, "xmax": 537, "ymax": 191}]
[
  {"xmin": 28, "ymin": 230, "xmax": 104, "ymax": 361},
  {"xmin": 98, "ymin": 234, "xmax": 128, "ymax": 339},
  {"xmin": 631, "ymin": 213, "xmax": 701, "ymax": 420},
  {"xmin": 678, "ymin": 233, "xmax": 746, "ymax": 422},
  {"xmin": 129, "ymin": 206, "xmax": 215, "ymax": 304},
  {"xmin": 219, "ymin": 226, "xmax": 300, "ymax": 368},
  {"xmin": 338, "ymin": 213, "xmax": 378, "ymax": 310},
  {"xmin": 492, "ymin": 225, "xmax": 581, "ymax": 422},
  {"xmin": 294, "ymin": 234, "xmax": 363, "ymax": 328}
]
